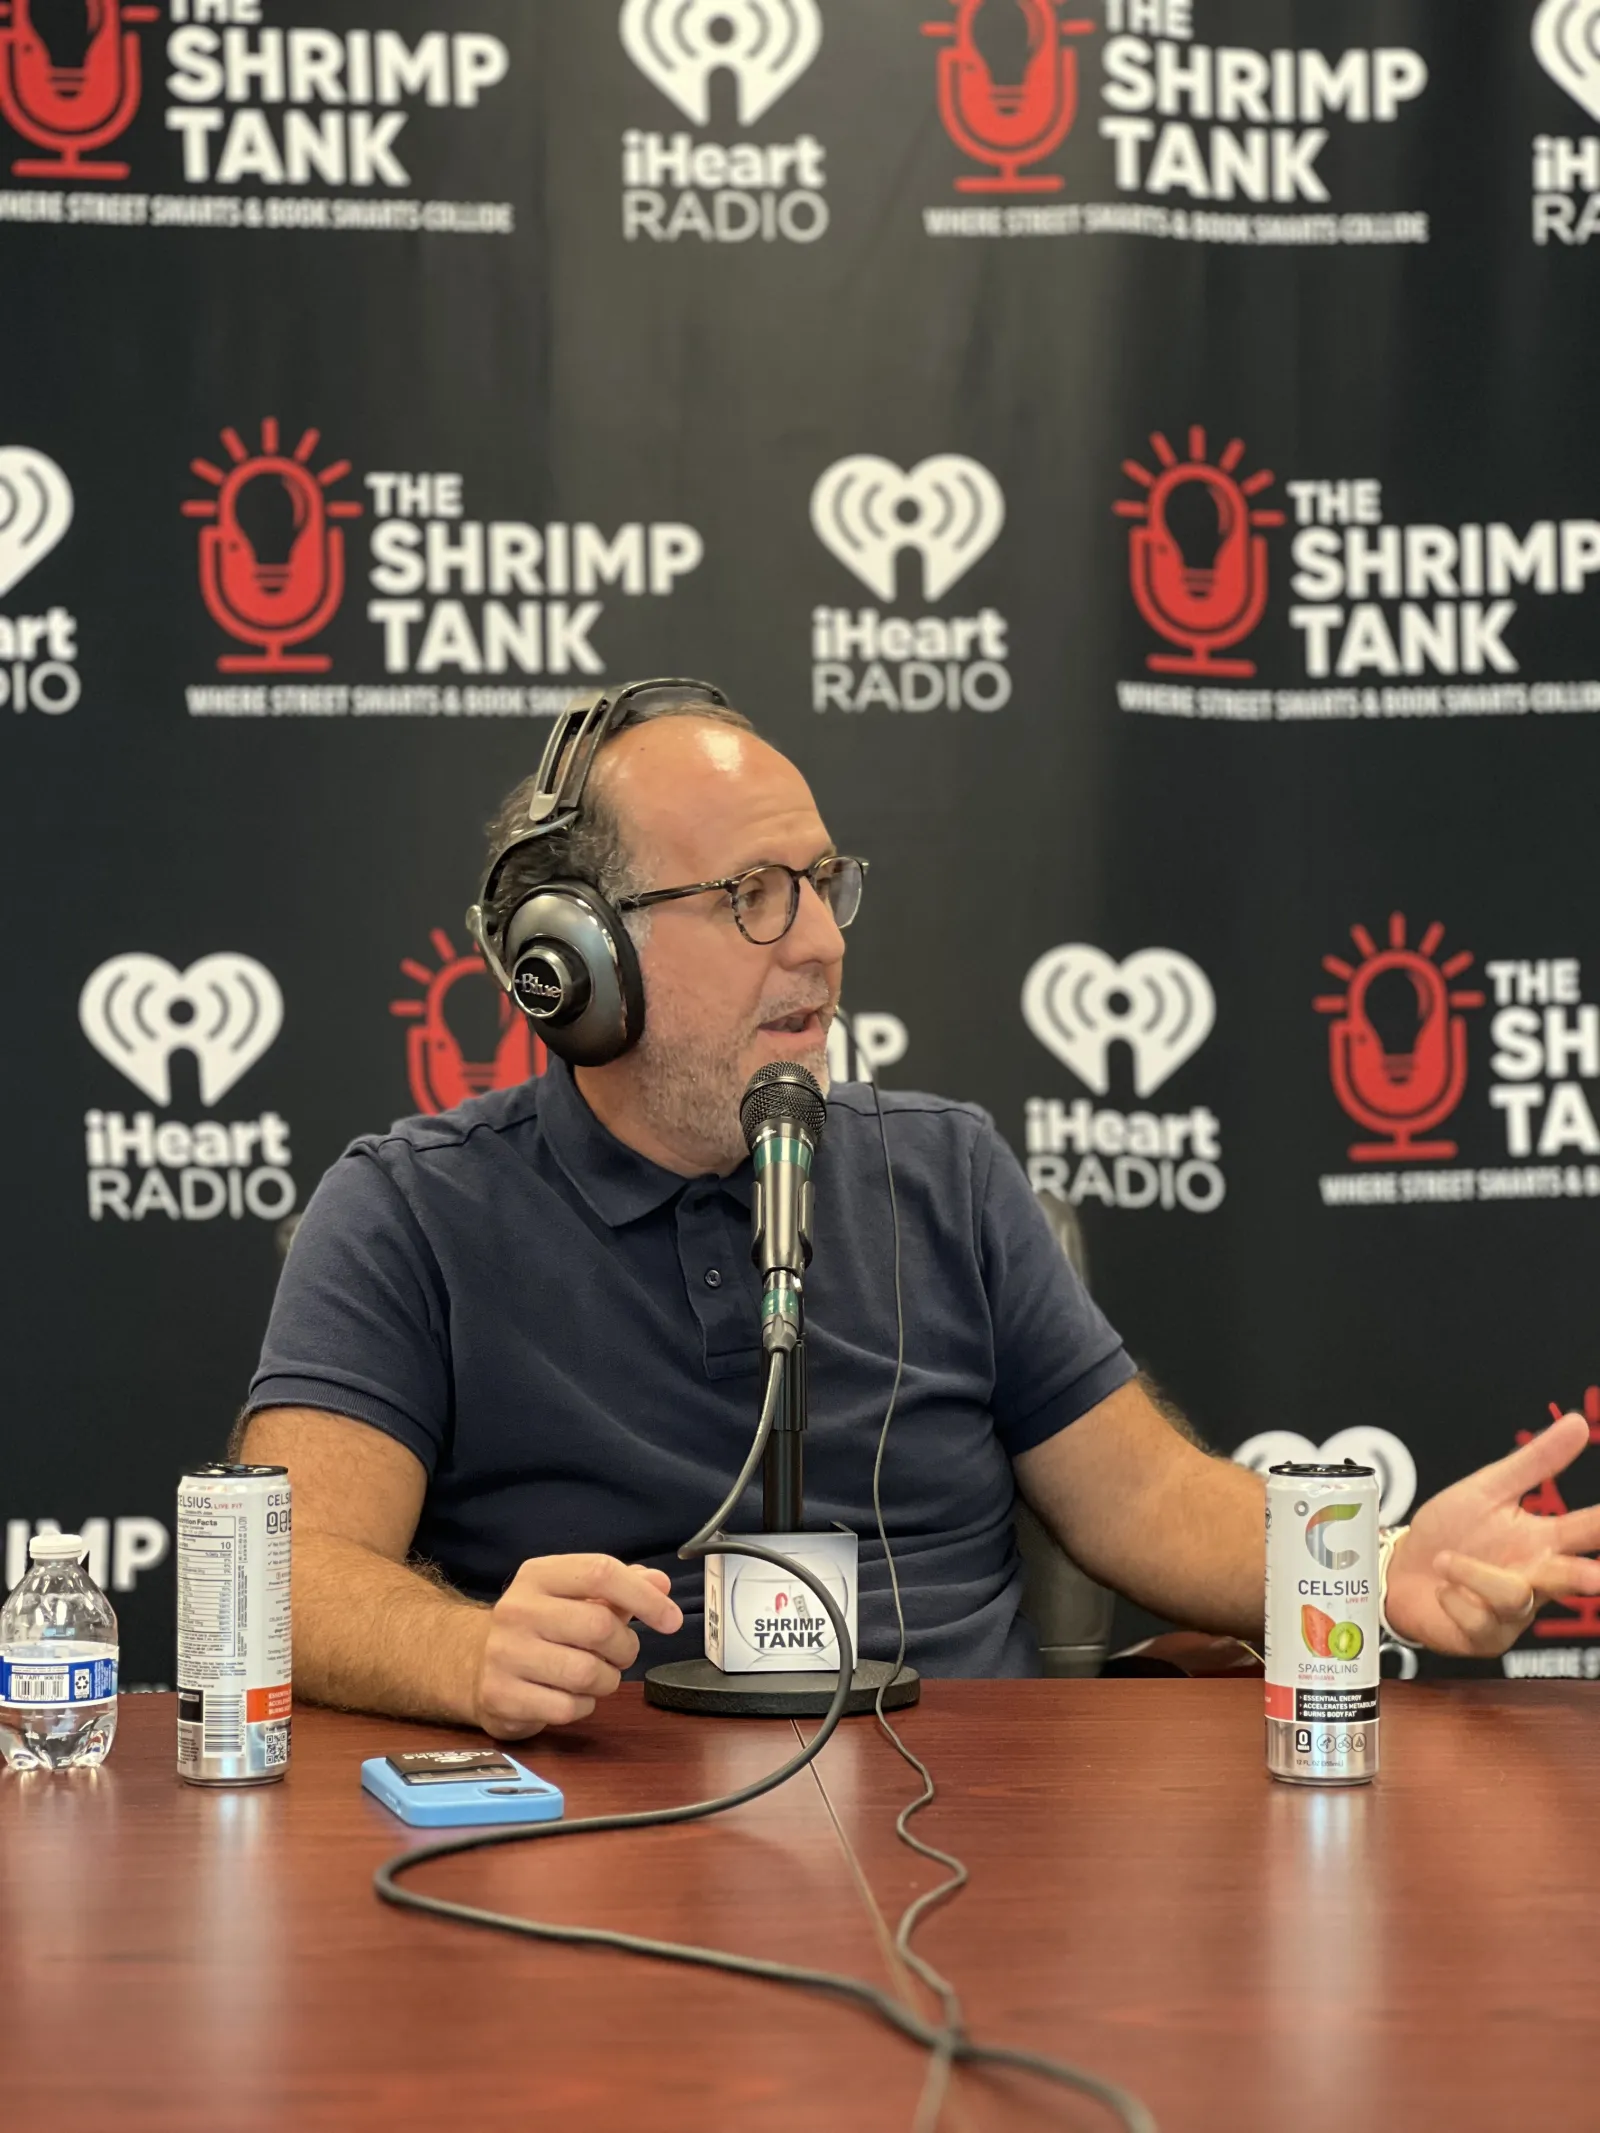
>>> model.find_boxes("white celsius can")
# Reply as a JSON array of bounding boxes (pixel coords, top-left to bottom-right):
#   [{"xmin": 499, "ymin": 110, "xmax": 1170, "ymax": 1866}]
[
  {"xmin": 1264, "ymin": 1461, "xmax": 1380, "ymax": 1785},
  {"xmin": 176, "ymin": 1463, "xmax": 292, "ymax": 1786}
]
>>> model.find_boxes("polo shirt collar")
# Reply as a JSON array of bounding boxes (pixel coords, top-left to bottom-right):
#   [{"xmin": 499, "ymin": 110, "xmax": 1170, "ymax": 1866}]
[{"xmin": 539, "ymin": 1059, "xmax": 753, "ymax": 1226}]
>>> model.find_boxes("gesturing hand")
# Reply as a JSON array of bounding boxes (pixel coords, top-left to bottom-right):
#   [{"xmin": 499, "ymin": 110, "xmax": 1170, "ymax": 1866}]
[
  {"xmin": 1385, "ymin": 1413, "xmax": 1600, "ymax": 1655},
  {"xmin": 473, "ymin": 1553, "xmax": 683, "ymax": 1738}
]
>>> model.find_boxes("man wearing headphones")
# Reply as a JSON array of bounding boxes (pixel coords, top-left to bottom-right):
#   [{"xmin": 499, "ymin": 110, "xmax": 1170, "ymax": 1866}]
[{"xmin": 239, "ymin": 679, "xmax": 1600, "ymax": 1739}]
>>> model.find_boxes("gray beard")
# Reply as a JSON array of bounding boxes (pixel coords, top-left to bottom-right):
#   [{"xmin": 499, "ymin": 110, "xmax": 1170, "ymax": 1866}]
[{"xmin": 631, "ymin": 1029, "xmax": 831, "ymax": 1174}]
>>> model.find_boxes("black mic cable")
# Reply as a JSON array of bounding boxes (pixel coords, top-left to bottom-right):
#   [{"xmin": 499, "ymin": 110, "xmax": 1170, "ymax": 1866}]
[{"xmin": 374, "ymin": 1039, "xmax": 1159, "ymax": 2133}]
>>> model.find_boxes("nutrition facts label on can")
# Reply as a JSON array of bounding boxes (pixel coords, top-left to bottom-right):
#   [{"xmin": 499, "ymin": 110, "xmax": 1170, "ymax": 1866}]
[{"xmin": 176, "ymin": 1466, "xmax": 291, "ymax": 1781}]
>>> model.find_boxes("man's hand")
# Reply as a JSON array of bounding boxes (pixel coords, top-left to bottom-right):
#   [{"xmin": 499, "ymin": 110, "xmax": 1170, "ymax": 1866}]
[
  {"xmin": 473, "ymin": 1554, "xmax": 684, "ymax": 1738},
  {"xmin": 1386, "ymin": 1414, "xmax": 1600, "ymax": 1655}
]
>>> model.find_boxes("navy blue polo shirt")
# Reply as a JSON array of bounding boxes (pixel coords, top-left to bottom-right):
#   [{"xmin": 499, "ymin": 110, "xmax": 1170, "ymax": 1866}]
[{"xmin": 246, "ymin": 1063, "xmax": 1134, "ymax": 1677}]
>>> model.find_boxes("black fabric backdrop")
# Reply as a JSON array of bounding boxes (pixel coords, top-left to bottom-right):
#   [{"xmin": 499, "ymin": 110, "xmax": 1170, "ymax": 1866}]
[{"xmin": 5, "ymin": 0, "xmax": 1599, "ymax": 1684}]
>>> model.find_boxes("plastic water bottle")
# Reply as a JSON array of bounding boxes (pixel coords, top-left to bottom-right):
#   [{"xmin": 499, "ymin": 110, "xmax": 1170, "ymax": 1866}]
[{"xmin": 0, "ymin": 1534, "xmax": 119, "ymax": 1771}]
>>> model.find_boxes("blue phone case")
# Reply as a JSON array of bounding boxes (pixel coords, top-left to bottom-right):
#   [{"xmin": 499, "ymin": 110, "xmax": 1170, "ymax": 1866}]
[{"xmin": 360, "ymin": 1754, "xmax": 565, "ymax": 1827}]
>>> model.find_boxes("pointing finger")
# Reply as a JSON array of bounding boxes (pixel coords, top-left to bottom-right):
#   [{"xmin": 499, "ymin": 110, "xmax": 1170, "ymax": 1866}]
[
  {"xmin": 1550, "ymin": 1502, "xmax": 1600, "ymax": 1557},
  {"xmin": 1477, "ymin": 1414, "xmax": 1590, "ymax": 1501},
  {"xmin": 1433, "ymin": 1551, "xmax": 1540, "ymax": 1624},
  {"xmin": 1527, "ymin": 1552, "xmax": 1600, "ymax": 1603}
]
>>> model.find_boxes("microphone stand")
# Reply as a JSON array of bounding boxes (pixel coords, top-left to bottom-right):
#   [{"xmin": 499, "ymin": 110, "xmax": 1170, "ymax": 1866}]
[
  {"xmin": 762, "ymin": 1343, "xmax": 806, "ymax": 1532},
  {"xmin": 644, "ymin": 1192, "xmax": 919, "ymax": 1720}
]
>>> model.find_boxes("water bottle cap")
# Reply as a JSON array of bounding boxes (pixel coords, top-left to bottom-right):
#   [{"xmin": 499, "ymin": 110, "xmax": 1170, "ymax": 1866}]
[{"xmin": 27, "ymin": 1533, "xmax": 88, "ymax": 1562}]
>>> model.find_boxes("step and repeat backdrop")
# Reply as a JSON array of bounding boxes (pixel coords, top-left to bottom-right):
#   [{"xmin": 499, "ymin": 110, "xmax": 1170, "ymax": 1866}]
[{"xmin": 4, "ymin": 0, "xmax": 1600, "ymax": 1683}]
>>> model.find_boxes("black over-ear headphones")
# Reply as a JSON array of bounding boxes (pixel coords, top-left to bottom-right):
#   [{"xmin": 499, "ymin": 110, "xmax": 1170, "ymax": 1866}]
[{"xmin": 464, "ymin": 677, "xmax": 731, "ymax": 1068}]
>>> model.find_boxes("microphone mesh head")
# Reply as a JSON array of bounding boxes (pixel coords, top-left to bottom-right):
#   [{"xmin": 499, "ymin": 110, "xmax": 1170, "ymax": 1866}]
[{"xmin": 740, "ymin": 1061, "xmax": 827, "ymax": 1151}]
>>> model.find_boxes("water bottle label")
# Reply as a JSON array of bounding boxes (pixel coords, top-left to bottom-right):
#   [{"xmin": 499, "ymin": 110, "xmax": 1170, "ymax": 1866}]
[{"xmin": 0, "ymin": 1655, "xmax": 117, "ymax": 1704}]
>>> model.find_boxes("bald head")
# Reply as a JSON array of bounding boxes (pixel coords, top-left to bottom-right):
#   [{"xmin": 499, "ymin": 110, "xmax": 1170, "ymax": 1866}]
[{"xmin": 595, "ymin": 715, "xmax": 826, "ymax": 896}]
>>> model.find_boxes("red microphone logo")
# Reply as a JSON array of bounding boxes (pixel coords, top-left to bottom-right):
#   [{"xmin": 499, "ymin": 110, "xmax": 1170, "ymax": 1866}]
[
  {"xmin": 1315, "ymin": 915, "xmax": 1485, "ymax": 1163},
  {"xmin": 1115, "ymin": 427, "xmax": 1284, "ymax": 677},
  {"xmin": 0, "ymin": 0, "xmax": 158, "ymax": 181},
  {"xmin": 390, "ymin": 929, "xmax": 545, "ymax": 1115},
  {"xmin": 922, "ymin": 0, "xmax": 1091, "ymax": 194},
  {"xmin": 182, "ymin": 420, "xmax": 362, "ymax": 673}
]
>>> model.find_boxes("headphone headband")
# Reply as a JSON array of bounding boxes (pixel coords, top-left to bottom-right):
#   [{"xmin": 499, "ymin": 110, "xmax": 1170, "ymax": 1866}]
[
  {"xmin": 476, "ymin": 676, "xmax": 730, "ymax": 922},
  {"xmin": 463, "ymin": 675, "xmax": 730, "ymax": 1068}
]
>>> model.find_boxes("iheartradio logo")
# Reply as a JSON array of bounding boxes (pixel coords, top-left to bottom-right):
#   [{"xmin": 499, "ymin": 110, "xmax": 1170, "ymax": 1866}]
[
  {"xmin": 79, "ymin": 953, "xmax": 283, "ymax": 1106},
  {"xmin": 1022, "ymin": 945, "xmax": 1214, "ymax": 1099},
  {"xmin": 183, "ymin": 419, "xmax": 362, "ymax": 673},
  {"xmin": 1533, "ymin": 0, "xmax": 1600, "ymax": 121},
  {"xmin": 810, "ymin": 454, "xmax": 1004, "ymax": 603},
  {"xmin": 1023, "ymin": 944, "xmax": 1224, "ymax": 1216},
  {"xmin": 620, "ymin": 0, "xmax": 821, "ymax": 124},
  {"xmin": 0, "ymin": 445, "xmax": 71, "ymax": 597}
]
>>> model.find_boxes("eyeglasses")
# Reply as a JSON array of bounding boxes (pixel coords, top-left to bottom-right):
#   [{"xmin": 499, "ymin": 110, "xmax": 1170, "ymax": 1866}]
[{"xmin": 616, "ymin": 854, "xmax": 867, "ymax": 946}]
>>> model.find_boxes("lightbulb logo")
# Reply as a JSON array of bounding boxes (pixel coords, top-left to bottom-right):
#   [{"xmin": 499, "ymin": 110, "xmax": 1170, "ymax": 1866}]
[
  {"xmin": 79, "ymin": 952, "xmax": 283, "ymax": 1105},
  {"xmin": 182, "ymin": 420, "xmax": 363, "ymax": 674},
  {"xmin": 1316, "ymin": 914, "xmax": 1485, "ymax": 1163},
  {"xmin": 922, "ymin": 0, "xmax": 1092, "ymax": 195},
  {"xmin": 620, "ymin": 0, "xmax": 821, "ymax": 124},
  {"xmin": 1304, "ymin": 1502, "xmax": 1361, "ymax": 1570},
  {"xmin": 389, "ymin": 928, "xmax": 545, "ymax": 1116},
  {"xmin": 1022, "ymin": 944, "xmax": 1214, "ymax": 1098},
  {"xmin": 1115, "ymin": 426, "xmax": 1284, "ymax": 677},
  {"xmin": 810, "ymin": 454, "xmax": 1004, "ymax": 602},
  {"xmin": 0, "ymin": 0, "xmax": 159, "ymax": 181},
  {"xmin": 1533, "ymin": 0, "xmax": 1600, "ymax": 122}
]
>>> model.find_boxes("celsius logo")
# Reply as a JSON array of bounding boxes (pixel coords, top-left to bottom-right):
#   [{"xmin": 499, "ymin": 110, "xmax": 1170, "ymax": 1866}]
[
  {"xmin": 1116, "ymin": 427, "xmax": 1283, "ymax": 677},
  {"xmin": 1023, "ymin": 944, "xmax": 1224, "ymax": 1214},
  {"xmin": 1234, "ymin": 1428, "xmax": 1417, "ymax": 1526},
  {"xmin": 0, "ymin": 444, "xmax": 79, "ymax": 715},
  {"xmin": 1022, "ymin": 944, "xmax": 1214, "ymax": 1096},
  {"xmin": 78, "ymin": 952, "xmax": 294, "ymax": 1227},
  {"xmin": 79, "ymin": 952, "xmax": 283, "ymax": 1104},
  {"xmin": 1303, "ymin": 1503, "xmax": 1361, "ymax": 1571},
  {"xmin": 0, "ymin": 0, "xmax": 158, "ymax": 181},
  {"xmin": 620, "ymin": 0, "xmax": 821, "ymax": 125},
  {"xmin": 1533, "ymin": 0, "xmax": 1600, "ymax": 122},
  {"xmin": 390, "ymin": 928, "xmax": 543, "ymax": 1115},
  {"xmin": 809, "ymin": 455, "xmax": 1010, "ymax": 716},
  {"xmin": 1316, "ymin": 915, "xmax": 1484, "ymax": 1164},
  {"xmin": 619, "ymin": 0, "xmax": 827, "ymax": 244},
  {"xmin": 922, "ymin": 0, "xmax": 1092, "ymax": 195},
  {"xmin": 183, "ymin": 420, "xmax": 362, "ymax": 674}
]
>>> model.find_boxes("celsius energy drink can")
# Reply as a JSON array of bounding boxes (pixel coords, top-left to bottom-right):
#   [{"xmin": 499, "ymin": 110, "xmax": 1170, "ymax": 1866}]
[
  {"xmin": 1264, "ymin": 1461, "xmax": 1380, "ymax": 1785},
  {"xmin": 177, "ymin": 1464, "xmax": 292, "ymax": 1786}
]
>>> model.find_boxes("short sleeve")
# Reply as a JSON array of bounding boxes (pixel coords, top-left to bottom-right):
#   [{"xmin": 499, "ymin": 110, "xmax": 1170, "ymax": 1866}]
[
  {"xmin": 976, "ymin": 1123, "xmax": 1136, "ymax": 1457},
  {"xmin": 244, "ymin": 1145, "xmax": 450, "ymax": 1475}
]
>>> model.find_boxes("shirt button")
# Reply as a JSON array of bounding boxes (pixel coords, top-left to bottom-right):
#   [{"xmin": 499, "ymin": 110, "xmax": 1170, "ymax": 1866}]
[{"xmin": 704, "ymin": 1268, "xmax": 722, "ymax": 1289}]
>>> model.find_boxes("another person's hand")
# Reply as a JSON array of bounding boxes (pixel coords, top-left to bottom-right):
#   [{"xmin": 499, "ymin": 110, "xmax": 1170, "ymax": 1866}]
[
  {"xmin": 472, "ymin": 1554, "xmax": 683, "ymax": 1736},
  {"xmin": 1386, "ymin": 1414, "xmax": 1600, "ymax": 1654}
]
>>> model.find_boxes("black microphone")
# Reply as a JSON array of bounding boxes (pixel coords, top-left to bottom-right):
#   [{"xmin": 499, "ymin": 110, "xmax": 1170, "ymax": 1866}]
[{"xmin": 740, "ymin": 1061, "xmax": 827, "ymax": 1356}]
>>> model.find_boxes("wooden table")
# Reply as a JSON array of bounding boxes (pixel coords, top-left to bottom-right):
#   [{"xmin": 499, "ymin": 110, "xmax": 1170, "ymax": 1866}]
[{"xmin": 2, "ymin": 1681, "xmax": 1596, "ymax": 2132}]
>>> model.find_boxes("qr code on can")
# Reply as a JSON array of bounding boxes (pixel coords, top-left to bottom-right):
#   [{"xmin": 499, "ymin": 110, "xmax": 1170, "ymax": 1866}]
[{"xmin": 263, "ymin": 1723, "xmax": 289, "ymax": 1769}]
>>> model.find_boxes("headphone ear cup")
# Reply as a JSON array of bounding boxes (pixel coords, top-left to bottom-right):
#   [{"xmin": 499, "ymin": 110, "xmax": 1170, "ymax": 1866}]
[{"xmin": 502, "ymin": 881, "xmax": 645, "ymax": 1068}]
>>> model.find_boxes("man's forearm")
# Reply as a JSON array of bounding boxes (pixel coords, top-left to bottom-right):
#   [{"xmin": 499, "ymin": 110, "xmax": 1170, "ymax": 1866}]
[
  {"xmin": 1017, "ymin": 1377, "xmax": 1268, "ymax": 1639},
  {"xmin": 292, "ymin": 1529, "xmax": 490, "ymax": 1724},
  {"xmin": 1096, "ymin": 1449, "xmax": 1266, "ymax": 1638}
]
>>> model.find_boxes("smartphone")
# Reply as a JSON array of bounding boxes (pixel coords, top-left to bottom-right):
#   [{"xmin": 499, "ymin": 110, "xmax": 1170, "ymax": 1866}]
[{"xmin": 360, "ymin": 1748, "xmax": 565, "ymax": 1826}]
